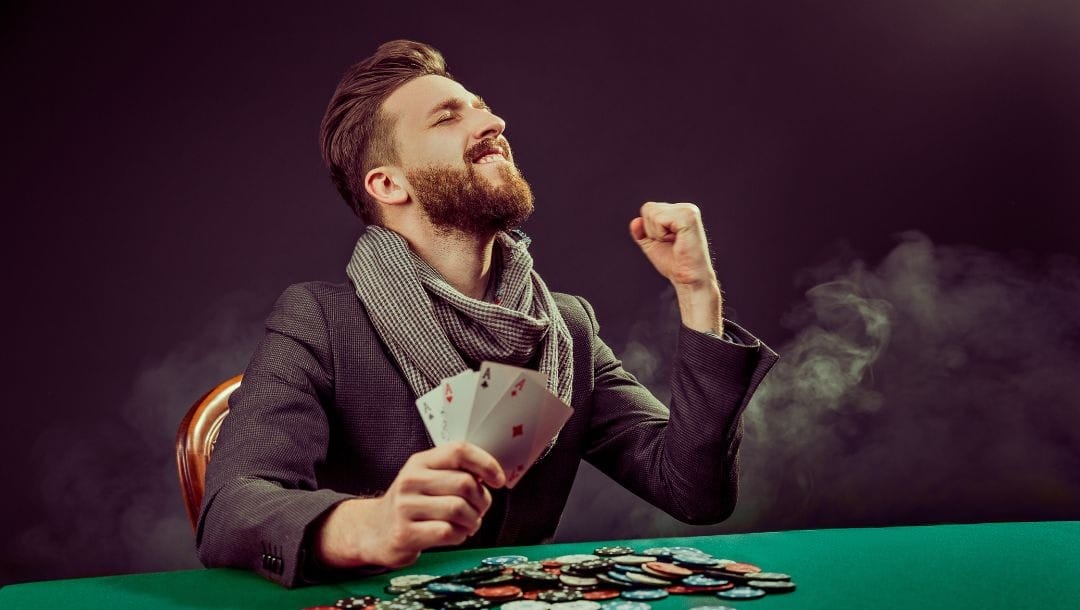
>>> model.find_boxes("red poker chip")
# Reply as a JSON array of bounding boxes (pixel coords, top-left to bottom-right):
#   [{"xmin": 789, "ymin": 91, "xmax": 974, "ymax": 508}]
[
  {"xmin": 473, "ymin": 586, "xmax": 524, "ymax": 600},
  {"xmin": 541, "ymin": 560, "xmax": 563, "ymax": 568},
  {"xmin": 722, "ymin": 562, "xmax": 762, "ymax": 575},
  {"xmin": 582, "ymin": 590, "xmax": 622, "ymax": 600},
  {"xmin": 643, "ymin": 561, "xmax": 693, "ymax": 578},
  {"xmin": 522, "ymin": 591, "xmax": 541, "ymax": 600}
]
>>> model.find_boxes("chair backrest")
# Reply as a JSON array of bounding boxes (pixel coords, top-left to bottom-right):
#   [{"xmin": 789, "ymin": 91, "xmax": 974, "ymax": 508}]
[{"xmin": 176, "ymin": 374, "xmax": 242, "ymax": 531}]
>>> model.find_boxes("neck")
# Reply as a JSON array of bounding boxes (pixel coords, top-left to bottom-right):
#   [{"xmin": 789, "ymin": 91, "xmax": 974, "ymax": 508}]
[{"xmin": 388, "ymin": 221, "xmax": 498, "ymax": 301}]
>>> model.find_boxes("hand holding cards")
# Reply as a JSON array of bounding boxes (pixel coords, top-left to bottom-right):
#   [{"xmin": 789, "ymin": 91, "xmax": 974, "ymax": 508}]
[{"xmin": 415, "ymin": 362, "xmax": 573, "ymax": 488}]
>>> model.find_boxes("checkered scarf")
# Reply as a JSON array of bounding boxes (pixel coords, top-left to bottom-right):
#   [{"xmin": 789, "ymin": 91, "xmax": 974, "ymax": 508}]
[{"xmin": 346, "ymin": 225, "xmax": 573, "ymax": 407}]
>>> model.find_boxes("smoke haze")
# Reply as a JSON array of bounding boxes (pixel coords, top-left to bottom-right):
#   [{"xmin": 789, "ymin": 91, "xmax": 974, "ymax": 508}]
[
  {"xmin": 11, "ymin": 292, "xmax": 266, "ymax": 580},
  {"xmin": 556, "ymin": 231, "xmax": 1080, "ymax": 540}
]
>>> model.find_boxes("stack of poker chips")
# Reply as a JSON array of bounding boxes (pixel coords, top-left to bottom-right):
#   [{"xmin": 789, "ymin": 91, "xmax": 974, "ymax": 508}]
[{"xmin": 305, "ymin": 544, "xmax": 796, "ymax": 610}]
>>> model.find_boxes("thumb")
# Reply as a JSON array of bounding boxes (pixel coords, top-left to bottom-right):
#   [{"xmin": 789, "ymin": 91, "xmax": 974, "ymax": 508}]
[{"xmin": 629, "ymin": 217, "xmax": 647, "ymax": 243}]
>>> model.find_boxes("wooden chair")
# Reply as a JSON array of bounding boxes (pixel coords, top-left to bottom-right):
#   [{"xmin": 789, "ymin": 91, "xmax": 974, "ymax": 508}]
[{"xmin": 176, "ymin": 374, "xmax": 242, "ymax": 531}]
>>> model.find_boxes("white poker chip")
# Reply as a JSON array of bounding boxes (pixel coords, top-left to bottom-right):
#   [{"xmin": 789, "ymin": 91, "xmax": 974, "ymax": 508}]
[
  {"xmin": 554, "ymin": 553, "xmax": 601, "ymax": 564},
  {"xmin": 550, "ymin": 602, "xmax": 602, "ymax": 610},
  {"xmin": 559, "ymin": 575, "xmax": 599, "ymax": 587},
  {"xmin": 610, "ymin": 555, "xmax": 658, "ymax": 565},
  {"xmin": 713, "ymin": 559, "xmax": 736, "ymax": 566},
  {"xmin": 626, "ymin": 572, "xmax": 672, "ymax": 586},
  {"xmin": 502, "ymin": 601, "xmax": 553, "ymax": 610},
  {"xmin": 389, "ymin": 574, "xmax": 438, "ymax": 588}
]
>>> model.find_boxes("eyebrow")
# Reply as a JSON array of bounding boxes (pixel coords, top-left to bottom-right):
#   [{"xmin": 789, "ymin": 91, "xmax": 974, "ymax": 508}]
[{"xmin": 425, "ymin": 95, "xmax": 490, "ymax": 120}]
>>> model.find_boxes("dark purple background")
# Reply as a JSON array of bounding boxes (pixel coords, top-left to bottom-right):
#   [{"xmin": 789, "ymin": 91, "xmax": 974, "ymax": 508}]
[{"xmin": 3, "ymin": 1, "xmax": 1078, "ymax": 586}]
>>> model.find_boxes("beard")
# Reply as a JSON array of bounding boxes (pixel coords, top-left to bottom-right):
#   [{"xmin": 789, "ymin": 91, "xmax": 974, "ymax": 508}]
[{"xmin": 406, "ymin": 160, "xmax": 534, "ymax": 237}]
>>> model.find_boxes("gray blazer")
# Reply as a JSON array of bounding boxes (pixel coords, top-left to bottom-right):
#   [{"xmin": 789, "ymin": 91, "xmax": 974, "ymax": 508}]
[{"xmin": 197, "ymin": 281, "xmax": 778, "ymax": 587}]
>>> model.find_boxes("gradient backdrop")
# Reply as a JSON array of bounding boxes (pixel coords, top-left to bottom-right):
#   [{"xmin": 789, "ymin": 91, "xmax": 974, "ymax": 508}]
[{"xmin": 3, "ymin": 1, "xmax": 1078, "ymax": 586}]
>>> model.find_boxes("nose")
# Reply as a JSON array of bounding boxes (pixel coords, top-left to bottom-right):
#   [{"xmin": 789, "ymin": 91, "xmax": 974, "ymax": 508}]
[{"xmin": 472, "ymin": 109, "xmax": 506, "ymax": 142}]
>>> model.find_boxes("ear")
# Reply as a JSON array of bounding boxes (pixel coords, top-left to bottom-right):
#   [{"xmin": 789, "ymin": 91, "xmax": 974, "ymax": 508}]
[{"xmin": 364, "ymin": 166, "xmax": 410, "ymax": 206}]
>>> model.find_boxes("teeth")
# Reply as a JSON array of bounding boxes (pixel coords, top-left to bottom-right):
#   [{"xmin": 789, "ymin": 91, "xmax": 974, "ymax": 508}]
[{"xmin": 475, "ymin": 153, "xmax": 504, "ymax": 164}]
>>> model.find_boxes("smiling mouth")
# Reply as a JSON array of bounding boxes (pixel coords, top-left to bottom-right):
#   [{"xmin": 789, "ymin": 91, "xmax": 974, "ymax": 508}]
[
  {"xmin": 470, "ymin": 140, "xmax": 510, "ymax": 165},
  {"xmin": 473, "ymin": 152, "xmax": 507, "ymax": 164}
]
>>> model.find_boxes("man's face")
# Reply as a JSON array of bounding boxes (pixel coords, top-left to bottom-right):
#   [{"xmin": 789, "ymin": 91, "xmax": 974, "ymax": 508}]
[{"xmin": 379, "ymin": 75, "xmax": 534, "ymax": 236}]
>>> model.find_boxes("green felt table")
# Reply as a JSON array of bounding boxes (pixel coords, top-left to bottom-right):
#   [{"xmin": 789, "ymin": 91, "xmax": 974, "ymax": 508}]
[{"xmin": 2, "ymin": 521, "xmax": 1077, "ymax": 609}]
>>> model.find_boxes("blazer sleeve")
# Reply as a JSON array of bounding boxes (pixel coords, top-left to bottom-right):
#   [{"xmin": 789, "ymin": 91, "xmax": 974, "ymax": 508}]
[
  {"xmin": 195, "ymin": 283, "xmax": 355, "ymax": 587},
  {"xmin": 576, "ymin": 295, "xmax": 778, "ymax": 524}
]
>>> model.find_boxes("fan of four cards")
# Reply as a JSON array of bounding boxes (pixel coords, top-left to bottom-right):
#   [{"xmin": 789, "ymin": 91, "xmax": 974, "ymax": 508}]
[{"xmin": 415, "ymin": 362, "xmax": 573, "ymax": 487}]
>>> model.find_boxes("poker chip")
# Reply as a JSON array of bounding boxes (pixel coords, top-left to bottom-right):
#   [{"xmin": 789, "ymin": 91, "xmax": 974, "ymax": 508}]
[
  {"xmin": 444, "ymin": 599, "xmax": 493, "ymax": 610},
  {"xmin": 334, "ymin": 595, "xmax": 380, "ymax": 609},
  {"xmin": 672, "ymin": 553, "xmax": 720, "ymax": 567},
  {"xmin": 715, "ymin": 586, "xmax": 766, "ymax": 600},
  {"xmin": 560, "ymin": 574, "xmax": 600, "ymax": 587},
  {"xmin": 555, "ymin": 554, "xmax": 601, "ymax": 564},
  {"xmin": 501, "ymin": 602, "xmax": 552, "ymax": 610},
  {"xmin": 642, "ymin": 562, "xmax": 692, "ymax": 578},
  {"xmin": 483, "ymin": 555, "xmax": 530, "ymax": 567},
  {"xmin": 474, "ymin": 585, "xmax": 523, "ymax": 601},
  {"xmin": 666, "ymin": 584, "xmax": 734, "ymax": 594},
  {"xmin": 682, "ymin": 575, "xmax": 730, "ymax": 587},
  {"xmin": 746, "ymin": 580, "xmax": 796, "ymax": 593},
  {"xmin": 743, "ymin": 571, "xmax": 790, "ymax": 581},
  {"xmin": 718, "ymin": 562, "xmax": 760, "ymax": 575},
  {"xmin": 603, "ymin": 571, "xmax": 637, "ymax": 585},
  {"xmin": 620, "ymin": 589, "xmax": 669, "ymax": 601},
  {"xmin": 610, "ymin": 555, "xmax": 658, "ymax": 565},
  {"xmin": 396, "ymin": 590, "xmax": 440, "ymax": 603},
  {"xmin": 625, "ymin": 573, "xmax": 672, "ymax": 587},
  {"xmin": 550, "ymin": 601, "xmax": 602, "ymax": 610},
  {"xmin": 309, "ymin": 546, "xmax": 798, "ymax": 610},
  {"xmin": 383, "ymin": 585, "xmax": 413, "ymax": 595},
  {"xmin": 581, "ymin": 590, "xmax": 622, "ymax": 601},
  {"xmin": 373, "ymin": 601, "xmax": 425, "ymax": 610},
  {"xmin": 561, "ymin": 559, "xmax": 614, "ymax": 576},
  {"xmin": 427, "ymin": 582, "xmax": 475, "ymax": 595},
  {"xmin": 595, "ymin": 574, "xmax": 632, "ymax": 588},
  {"xmin": 601, "ymin": 602, "xmax": 651, "ymax": 610},
  {"xmin": 537, "ymin": 589, "xmax": 583, "ymax": 603},
  {"xmin": 641, "ymin": 547, "xmax": 673, "ymax": 558},
  {"xmin": 594, "ymin": 546, "xmax": 635, "ymax": 557},
  {"xmin": 390, "ymin": 574, "xmax": 439, "ymax": 588}
]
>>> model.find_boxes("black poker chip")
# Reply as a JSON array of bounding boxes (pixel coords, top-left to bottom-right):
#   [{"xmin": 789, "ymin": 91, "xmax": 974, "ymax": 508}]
[
  {"xmin": 594, "ymin": 546, "xmax": 635, "ymax": 557},
  {"xmin": 562, "ymin": 559, "xmax": 614, "ymax": 576},
  {"xmin": 374, "ymin": 601, "xmax": 426, "ymax": 610},
  {"xmin": 536, "ymin": 589, "xmax": 583, "ymax": 603},
  {"xmin": 448, "ymin": 566, "xmax": 505, "ymax": 582},
  {"xmin": 335, "ymin": 596, "xmax": 379, "ymax": 609}
]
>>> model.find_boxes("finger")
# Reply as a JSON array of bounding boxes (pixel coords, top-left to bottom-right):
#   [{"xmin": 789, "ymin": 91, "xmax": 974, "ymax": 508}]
[
  {"xmin": 400, "ymin": 495, "xmax": 484, "ymax": 533},
  {"xmin": 640, "ymin": 202, "xmax": 674, "ymax": 242},
  {"xmin": 629, "ymin": 217, "xmax": 647, "ymax": 242},
  {"xmin": 418, "ymin": 442, "xmax": 507, "ymax": 488},
  {"xmin": 403, "ymin": 519, "xmax": 474, "ymax": 550},
  {"xmin": 408, "ymin": 470, "xmax": 493, "ymax": 515}
]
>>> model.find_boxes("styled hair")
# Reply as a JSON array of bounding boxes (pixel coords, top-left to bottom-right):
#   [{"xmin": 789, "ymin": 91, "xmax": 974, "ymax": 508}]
[{"xmin": 319, "ymin": 40, "xmax": 452, "ymax": 224}]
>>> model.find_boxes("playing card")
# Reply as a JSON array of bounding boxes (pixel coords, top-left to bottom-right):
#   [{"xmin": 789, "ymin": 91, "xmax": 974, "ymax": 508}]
[
  {"xmin": 466, "ymin": 371, "xmax": 572, "ymax": 487},
  {"xmin": 440, "ymin": 370, "xmax": 479, "ymax": 442},
  {"xmin": 465, "ymin": 389, "xmax": 540, "ymax": 488},
  {"xmin": 467, "ymin": 361, "xmax": 546, "ymax": 439},
  {"xmin": 415, "ymin": 384, "xmax": 450, "ymax": 445}
]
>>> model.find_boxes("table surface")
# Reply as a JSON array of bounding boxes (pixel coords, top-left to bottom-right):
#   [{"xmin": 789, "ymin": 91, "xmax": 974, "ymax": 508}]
[{"xmin": 2, "ymin": 521, "xmax": 1078, "ymax": 610}]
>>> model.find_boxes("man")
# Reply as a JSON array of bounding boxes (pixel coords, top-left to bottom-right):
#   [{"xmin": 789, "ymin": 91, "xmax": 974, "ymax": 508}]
[{"xmin": 196, "ymin": 40, "xmax": 778, "ymax": 587}]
